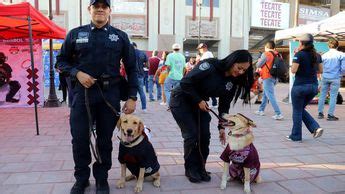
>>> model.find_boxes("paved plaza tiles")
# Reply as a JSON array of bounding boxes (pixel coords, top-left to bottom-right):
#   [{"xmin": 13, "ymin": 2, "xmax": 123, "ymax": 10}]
[{"xmin": 0, "ymin": 83, "xmax": 344, "ymax": 194}]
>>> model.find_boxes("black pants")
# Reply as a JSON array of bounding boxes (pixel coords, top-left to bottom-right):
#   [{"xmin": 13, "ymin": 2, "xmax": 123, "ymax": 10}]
[
  {"xmin": 70, "ymin": 86, "xmax": 120, "ymax": 182},
  {"xmin": 6, "ymin": 80, "xmax": 21, "ymax": 100},
  {"xmin": 170, "ymin": 91, "xmax": 211, "ymax": 173}
]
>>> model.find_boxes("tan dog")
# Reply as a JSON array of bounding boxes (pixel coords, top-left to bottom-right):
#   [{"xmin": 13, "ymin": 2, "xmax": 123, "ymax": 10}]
[
  {"xmin": 219, "ymin": 113, "xmax": 261, "ymax": 193},
  {"xmin": 116, "ymin": 114, "xmax": 160, "ymax": 193}
]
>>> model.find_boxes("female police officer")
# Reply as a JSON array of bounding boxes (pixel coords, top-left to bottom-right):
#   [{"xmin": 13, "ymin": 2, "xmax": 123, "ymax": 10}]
[
  {"xmin": 170, "ymin": 50, "xmax": 254, "ymax": 183},
  {"xmin": 57, "ymin": 0, "xmax": 138, "ymax": 193}
]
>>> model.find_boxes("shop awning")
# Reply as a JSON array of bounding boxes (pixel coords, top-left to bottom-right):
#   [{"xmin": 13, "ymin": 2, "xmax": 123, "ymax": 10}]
[{"xmin": 275, "ymin": 11, "xmax": 345, "ymax": 41}]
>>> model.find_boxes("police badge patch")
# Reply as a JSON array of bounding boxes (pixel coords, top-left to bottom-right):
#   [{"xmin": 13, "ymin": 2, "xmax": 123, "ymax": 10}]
[
  {"xmin": 199, "ymin": 62, "xmax": 210, "ymax": 71},
  {"xmin": 109, "ymin": 34, "xmax": 119, "ymax": 42},
  {"xmin": 225, "ymin": 82, "xmax": 233, "ymax": 91}
]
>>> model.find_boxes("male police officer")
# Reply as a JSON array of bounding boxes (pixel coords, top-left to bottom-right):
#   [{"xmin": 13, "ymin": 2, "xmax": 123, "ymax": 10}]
[{"xmin": 56, "ymin": 0, "xmax": 138, "ymax": 193}]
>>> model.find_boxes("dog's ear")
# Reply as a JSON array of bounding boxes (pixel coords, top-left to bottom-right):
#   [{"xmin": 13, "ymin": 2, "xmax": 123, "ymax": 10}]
[
  {"xmin": 139, "ymin": 120, "xmax": 145, "ymax": 134},
  {"xmin": 237, "ymin": 113, "xmax": 256, "ymax": 127},
  {"xmin": 248, "ymin": 120, "xmax": 257, "ymax": 127},
  {"xmin": 116, "ymin": 116, "xmax": 122, "ymax": 131}
]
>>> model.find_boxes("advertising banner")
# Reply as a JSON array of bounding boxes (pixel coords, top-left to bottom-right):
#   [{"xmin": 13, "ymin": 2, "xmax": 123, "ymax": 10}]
[
  {"xmin": 0, "ymin": 39, "xmax": 44, "ymax": 108},
  {"xmin": 251, "ymin": 0, "xmax": 290, "ymax": 29},
  {"xmin": 298, "ymin": 5, "xmax": 330, "ymax": 25}
]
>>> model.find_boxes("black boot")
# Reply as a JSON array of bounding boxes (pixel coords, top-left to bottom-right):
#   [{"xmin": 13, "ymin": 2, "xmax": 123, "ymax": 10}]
[
  {"xmin": 185, "ymin": 168, "xmax": 202, "ymax": 183},
  {"xmin": 96, "ymin": 180, "xmax": 110, "ymax": 194},
  {"xmin": 199, "ymin": 169, "xmax": 211, "ymax": 182},
  {"xmin": 70, "ymin": 180, "xmax": 90, "ymax": 194}
]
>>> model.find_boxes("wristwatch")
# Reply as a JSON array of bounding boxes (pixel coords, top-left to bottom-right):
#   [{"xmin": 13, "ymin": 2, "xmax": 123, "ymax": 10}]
[{"xmin": 128, "ymin": 96, "xmax": 137, "ymax": 101}]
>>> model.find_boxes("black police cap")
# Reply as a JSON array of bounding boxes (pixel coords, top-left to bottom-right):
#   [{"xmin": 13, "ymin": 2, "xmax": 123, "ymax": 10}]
[{"xmin": 90, "ymin": 0, "xmax": 110, "ymax": 7}]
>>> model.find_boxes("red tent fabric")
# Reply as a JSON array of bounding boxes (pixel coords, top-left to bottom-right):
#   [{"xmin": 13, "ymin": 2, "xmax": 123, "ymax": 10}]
[{"xmin": 0, "ymin": 2, "xmax": 66, "ymax": 39}]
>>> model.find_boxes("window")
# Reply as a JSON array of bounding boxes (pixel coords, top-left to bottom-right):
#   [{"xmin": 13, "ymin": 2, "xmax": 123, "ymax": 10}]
[
  {"xmin": 110, "ymin": 0, "xmax": 148, "ymax": 37},
  {"xmin": 185, "ymin": 0, "xmax": 219, "ymax": 8}
]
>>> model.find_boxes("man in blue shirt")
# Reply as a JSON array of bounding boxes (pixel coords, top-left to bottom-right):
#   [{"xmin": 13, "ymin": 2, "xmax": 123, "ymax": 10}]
[
  {"xmin": 133, "ymin": 42, "xmax": 148, "ymax": 112},
  {"xmin": 318, "ymin": 38, "xmax": 345, "ymax": 121}
]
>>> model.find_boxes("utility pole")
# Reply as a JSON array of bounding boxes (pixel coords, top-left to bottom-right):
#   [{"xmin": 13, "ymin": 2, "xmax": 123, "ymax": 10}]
[
  {"xmin": 294, "ymin": 0, "xmax": 299, "ymax": 27},
  {"xmin": 80, "ymin": 0, "xmax": 83, "ymax": 25},
  {"xmin": 197, "ymin": 0, "xmax": 203, "ymax": 45},
  {"xmin": 45, "ymin": 0, "xmax": 60, "ymax": 107}
]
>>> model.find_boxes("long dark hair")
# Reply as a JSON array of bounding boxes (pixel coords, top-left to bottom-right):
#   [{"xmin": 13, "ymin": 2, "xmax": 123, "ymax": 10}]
[
  {"xmin": 206, "ymin": 49, "xmax": 254, "ymax": 104},
  {"xmin": 300, "ymin": 41, "xmax": 318, "ymax": 69}
]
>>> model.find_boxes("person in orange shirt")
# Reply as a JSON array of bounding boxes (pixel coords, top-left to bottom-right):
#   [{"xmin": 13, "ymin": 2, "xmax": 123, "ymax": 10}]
[
  {"xmin": 250, "ymin": 72, "xmax": 263, "ymax": 104},
  {"xmin": 255, "ymin": 41, "xmax": 283, "ymax": 120}
]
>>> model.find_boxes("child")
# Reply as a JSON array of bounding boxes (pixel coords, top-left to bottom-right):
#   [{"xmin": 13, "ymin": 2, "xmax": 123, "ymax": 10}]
[{"xmin": 251, "ymin": 72, "xmax": 263, "ymax": 104}]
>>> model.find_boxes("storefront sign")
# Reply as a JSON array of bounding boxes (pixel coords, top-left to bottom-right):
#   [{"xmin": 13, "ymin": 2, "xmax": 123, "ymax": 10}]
[
  {"xmin": 298, "ymin": 5, "xmax": 330, "ymax": 25},
  {"xmin": 251, "ymin": 0, "xmax": 290, "ymax": 29},
  {"xmin": 111, "ymin": 15, "xmax": 146, "ymax": 37},
  {"xmin": 186, "ymin": 18, "xmax": 218, "ymax": 38},
  {"xmin": 111, "ymin": 0, "xmax": 147, "ymax": 37}
]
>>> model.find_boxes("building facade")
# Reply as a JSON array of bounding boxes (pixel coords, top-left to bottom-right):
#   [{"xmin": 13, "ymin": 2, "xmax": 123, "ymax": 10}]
[{"xmin": 1, "ymin": 0, "xmax": 344, "ymax": 58}]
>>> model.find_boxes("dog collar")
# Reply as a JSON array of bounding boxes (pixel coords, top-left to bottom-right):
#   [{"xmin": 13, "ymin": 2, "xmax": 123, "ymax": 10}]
[
  {"xmin": 118, "ymin": 135, "xmax": 144, "ymax": 147},
  {"xmin": 228, "ymin": 128, "xmax": 251, "ymax": 138}
]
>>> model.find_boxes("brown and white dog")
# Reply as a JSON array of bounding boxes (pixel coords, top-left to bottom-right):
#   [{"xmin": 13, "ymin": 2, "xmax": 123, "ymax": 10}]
[
  {"xmin": 219, "ymin": 113, "xmax": 261, "ymax": 193},
  {"xmin": 116, "ymin": 114, "xmax": 160, "ymax": 193}
]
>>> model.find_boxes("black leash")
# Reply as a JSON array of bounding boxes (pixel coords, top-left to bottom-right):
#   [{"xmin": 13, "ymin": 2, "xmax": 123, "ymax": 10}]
[
  {"xmin": 208, "ymin": 108, "xmax": 227, "ymax": 122},
  {"xmin": 84, "ymin": 82, "xmax": 121, "ymax": 164}
]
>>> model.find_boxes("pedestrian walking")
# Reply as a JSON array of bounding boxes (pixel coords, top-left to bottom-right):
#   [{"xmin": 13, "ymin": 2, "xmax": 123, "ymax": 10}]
[
  {"xmin": 148, "ymin": 50, "xmax": 162, "ymax": 101},
  {"xmin": 56, "ymin": 0, "xmax": 138, "ymax": 193},
  {"xmin": 133, "ymin": 42, "xmax": 148, "ymax": 112},
  {"xmin": 154, "ymin": 51, "xmax": 170, "ymax": 105},
  {"xmin": 164, "ymin": 43, "xmax": 186, "ymax": 107},
  {"xmin": 317, "ymin": 38, "xmax": 345, "ymax": 121},
  {"xmin": 286, "ymin": 33, "xmax": 323, "ymax": 142},
  {"xmin": 170, "ymin": 50, "xmax": 254, "ymax": 183},
  {"xmin": 255, "ymin": 41, "xmax": 283, "ymax": 120}
]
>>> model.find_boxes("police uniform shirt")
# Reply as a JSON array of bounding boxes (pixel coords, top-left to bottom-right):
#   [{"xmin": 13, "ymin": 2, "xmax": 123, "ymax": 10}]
[
  {"xmin": 179, "ymin": 61, "xmax": 238, "ymax": 116},
  {"xmin": 118, "ymin": 138, "xmax": 160, "ymax": 177},
  {"xmin": 56, "ymin": 22, "xmax": 138, "ymax": 97}
]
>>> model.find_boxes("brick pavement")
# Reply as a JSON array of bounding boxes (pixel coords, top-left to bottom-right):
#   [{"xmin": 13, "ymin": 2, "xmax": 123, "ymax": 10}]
[{"xmin": 0, "ymin": 83, "xmax": 344, "ymax": 194}]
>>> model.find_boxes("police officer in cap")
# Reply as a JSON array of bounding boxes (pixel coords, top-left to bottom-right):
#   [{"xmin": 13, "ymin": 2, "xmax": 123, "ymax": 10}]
[
  {"xmin": 56, "ymin": 0, "xmax": 138, "ymax": 193},
  {"xmin": 169, "ymin": 50, "xmax": 254, "ymax": 183}
]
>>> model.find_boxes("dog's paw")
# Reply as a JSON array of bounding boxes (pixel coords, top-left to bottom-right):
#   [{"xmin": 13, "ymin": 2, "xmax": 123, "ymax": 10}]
[
  {"xmin": 134, "ymin": 184, "xmax": 143, "ymax": 193},
  {"xmin": 153, "ymin": 179, "xmax": 160, "ymax": 187},
  {"xmin": 244, "ymin": 182, "xmax": 251, "ymax": 193},
  {"xmin": 220, "ymin": 181, "xmax": 227, "ymax": 190},
  {"xmin": 116, "ymin": 179, "xmax": 126, "ymax": 189},
  {"xmin": 244, "ymin": 187, "xmax": 251, "ymax": 193}
]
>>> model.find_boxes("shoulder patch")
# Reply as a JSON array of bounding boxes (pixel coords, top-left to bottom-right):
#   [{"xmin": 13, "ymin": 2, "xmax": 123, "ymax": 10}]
[
  {"xmin": 77, "ymin": 32, "xmax": 89, "ymax": 39},
  {"xmin": 199, "ymin": 62, "xmax": 210, "ymax": 71}
]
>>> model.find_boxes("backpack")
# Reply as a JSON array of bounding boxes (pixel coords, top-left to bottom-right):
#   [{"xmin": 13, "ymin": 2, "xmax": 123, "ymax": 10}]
[{"xmin": 265, "ymin": 51, "xmax": 288, "ymax": 80}]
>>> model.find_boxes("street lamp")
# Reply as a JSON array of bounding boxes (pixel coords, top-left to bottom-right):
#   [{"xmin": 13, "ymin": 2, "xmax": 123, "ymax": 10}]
[
  {"xmin": 197, "ymin": 0, "xmax": 202, "ymax": 45},
  {"xmin": 45, "ymin": 0, "xmax": 60, "ymax": 107}
]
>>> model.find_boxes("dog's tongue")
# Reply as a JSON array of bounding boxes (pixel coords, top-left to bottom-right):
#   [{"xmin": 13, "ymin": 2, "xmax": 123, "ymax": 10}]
[{"xmin": 127, "ymin": 136, "xmax": 134, "ymax": 142}]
